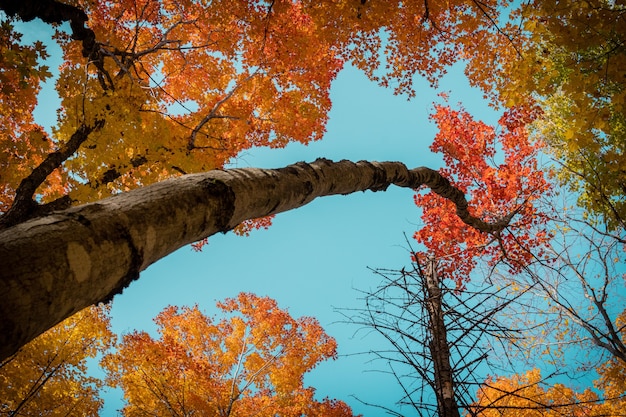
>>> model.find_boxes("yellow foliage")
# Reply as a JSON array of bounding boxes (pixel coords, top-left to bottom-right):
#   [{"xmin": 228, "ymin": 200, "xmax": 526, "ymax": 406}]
[
  {"xmin": 472, "ymin": 368, "xmax": 601, "ymax": 416},
  {"xmin": 492, "ymin": 0, "xmax": 626, "ymax": 228},
  {"xmin": 475, "ymin": 309, "xmax": 626, "ymax": 416},
  {"xmin": 592, "ymin": 310, "xmax": 626, "ymax": 415},
  {"xmin": 0, "ymin": 305, "xmax": 115, "ymax": 416}
]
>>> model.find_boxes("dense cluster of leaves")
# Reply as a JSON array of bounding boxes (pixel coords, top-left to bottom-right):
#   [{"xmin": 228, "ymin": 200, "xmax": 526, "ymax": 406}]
[
  {"xmin": 0, "ymin": 0, "xmax": 533, "ymax": 244},
  {"xmin": 473, "ymin": 369, "xmax": 602, "ymax": 416},
  {"xmin": 0, "ymin": 20, "xmax": 59, "ymax": 212},
  {"xmin": 0, "ymin": 305, "xmax": 115, "ymax": 416},
  {"xmin": 496, "ymin": 0, "xmax": 626, "ymax": 228},
  {"xmin": 102, "ymin": 293, "xmax": 355, "ymax": 416},
  {"xmin": 0, "ymin": 0, "xmax": 520, "ymax": 214},
  {"xmin": 49, "ymin": 0, "xmax": 346, "ymax": 204},
  {"xmin": 1, "ymin": 294, "xmax": 354, "ymax": 415},
  {"xmin": 413, "ymin": 102, "xmax": 552, "ymax": 286},
  {"xmin": 1, "ymin": 0, "xmax": 625, "ymax": 414},
  {"xmin": 473, "ymin": 358, "xmax": 626, "ymax": 417},
  {"xmin": 303, "ymin": 0, "xmax": 515, "ymax": 96}
]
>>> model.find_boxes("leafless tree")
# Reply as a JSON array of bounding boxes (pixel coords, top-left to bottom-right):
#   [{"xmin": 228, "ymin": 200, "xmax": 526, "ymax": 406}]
[{"xmin": 343, "ymin": 242, "xmax": 530, "ymax": 416}]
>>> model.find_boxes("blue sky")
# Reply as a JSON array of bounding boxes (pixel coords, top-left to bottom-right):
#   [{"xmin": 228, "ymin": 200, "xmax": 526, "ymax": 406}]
[{"xmin": 17, "ymin": 17, "xmax": 500, "ymax": 416}]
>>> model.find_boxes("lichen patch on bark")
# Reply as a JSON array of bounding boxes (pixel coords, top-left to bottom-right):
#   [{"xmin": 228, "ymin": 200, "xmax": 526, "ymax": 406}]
[
  {"xmin": 144, "ymin": 226, "xmax": 156, "ymax": 259},
  {"xmin": 41, "ymin": 272, "xmax": 54, "ymax": 292},
  {"xmin": 66, "ymin": 242, "xmax": 91, "ymax": 283}
]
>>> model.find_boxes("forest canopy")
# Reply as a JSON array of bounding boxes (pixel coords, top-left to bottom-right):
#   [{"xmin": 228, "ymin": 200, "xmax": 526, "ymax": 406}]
[{"xmin": 0, "ymin": 0, "xmax": 624, "ymax": 415}]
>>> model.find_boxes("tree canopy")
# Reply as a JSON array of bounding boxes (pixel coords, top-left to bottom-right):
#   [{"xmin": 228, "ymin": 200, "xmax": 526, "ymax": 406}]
[
  {"xmin": 0, "ymin": 0, "xmax": 512, "ymax": 224},
  {"xmin": 103, "ymin": 293, "xmax": 355, "ymax": 416},
  {"xmin": 0, "ymin": 0, "xmax": 538, "ymax": 359},
  {"xmin": 0, "ymin": 0, "xmax": 625, "ymax": 414}
]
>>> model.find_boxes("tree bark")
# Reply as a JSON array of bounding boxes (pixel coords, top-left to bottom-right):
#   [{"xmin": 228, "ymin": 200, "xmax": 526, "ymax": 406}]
[
  {"xmin": 0, "ymin": 159, "xmax": 507, "ymax": 360},
  {"xmin": 425, "ymin": 256, "xmax": 461, "ymax": 417}
]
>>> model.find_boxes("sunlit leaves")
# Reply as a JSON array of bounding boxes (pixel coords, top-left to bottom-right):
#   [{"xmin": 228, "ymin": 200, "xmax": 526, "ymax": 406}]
[
  {"xmin": 473, "ymin": 368, "xmax": 602, "ymax": 416},
  {"xmin": 0, "ymin": 305, "xmax": 115, "ymax": 416},
  {"xmin": 0, "ymin": 19, "xmax": 62, "ymax": 211},
  {"xmin": 102, "ymin": 293, "xmax": 356, "ymax": 416},
  {"xmin": 303, "ymin": 0, "xmax": 515, "ymax": 97},
  {"xmin": 533, "ymin": 89, "xmax": 626, "ymax": 229},
  {"xmin": 591, "ymin": 310, "xmax": 626, "ymax": 414},
  {"xmin": 1, "ymin": 0, "xmax": 345, "ymax": 207},
  {"xmin": 1, "ymin": 0, "xmax": 529, "ymax": 212},
  {"xmin": 491, "ymin": 0, "xmax": 626, "ymax": 228}
]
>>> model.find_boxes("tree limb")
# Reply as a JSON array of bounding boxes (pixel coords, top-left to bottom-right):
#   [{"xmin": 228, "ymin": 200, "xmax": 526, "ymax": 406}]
[
  {"xmin": 0, "ymin": 159, "xmax": 516, "ymax": 360},
  {"xmin": 0, "ymin": 0, "xmax": 113, "ymax": 89},
  {"xmin": 0, "ymin": 122, "xmax": 103, "ymax": 229}
]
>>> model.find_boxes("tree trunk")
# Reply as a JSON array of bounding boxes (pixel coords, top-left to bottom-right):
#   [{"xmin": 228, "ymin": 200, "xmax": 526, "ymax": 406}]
[
  {"xmin": 0, "ymin": 159, "xmax": 504, "ymax": 360},
  {"xmin": 425, "ymin": 256, "xmax": 461, "ymax": 417}
]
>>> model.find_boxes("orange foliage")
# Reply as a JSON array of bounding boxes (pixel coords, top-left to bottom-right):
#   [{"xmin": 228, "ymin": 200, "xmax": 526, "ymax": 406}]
[
  {"xmin": 1, "ymin": 0, "xmax": 517, "ymax": 209},
  {"xmin": 232, "ymin": 215, "xmax": 275, "ymax": 237},
  {"xmin": 3, "ymin": 0, "xmax": 345, "ymax": 206},
  {"xmin": 192, "ymin": 215, "xmax": 276, "ymax": 250},
  {"xmin": 0, "ymin": 20, "xmax": 62, "ymax": 211},
  {"xmin": 1, "ymin": 0, "xmax": 531, "ymax": 245},
  {"xmin": 592, "ymin": 310, "xmax": 626, "ymax": 415},
  {"xmin": 102, "ymin": 293, "xmax": 357, "ymax": 416},
  {"xmin": 473, "ymin": 369, "xmax": 601, "ymax": 416},
  {"xmin": 414, "ymin": 103, "xmax": 552, "ymax": 286},
  {"xmin": 303, "ymin": 0, "xmax": 515, "ymax": 96}
]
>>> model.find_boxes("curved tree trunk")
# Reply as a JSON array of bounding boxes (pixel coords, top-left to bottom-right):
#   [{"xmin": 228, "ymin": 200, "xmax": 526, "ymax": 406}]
[{"xmin": 0, "ymin": 159, "xmax": 508, "ymax": 360}]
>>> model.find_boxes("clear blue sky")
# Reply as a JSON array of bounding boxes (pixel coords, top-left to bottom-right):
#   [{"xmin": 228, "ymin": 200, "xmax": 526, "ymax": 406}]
[{"xmin": 17, "ymin": 18, "xmax": 499, "ymax": 416}]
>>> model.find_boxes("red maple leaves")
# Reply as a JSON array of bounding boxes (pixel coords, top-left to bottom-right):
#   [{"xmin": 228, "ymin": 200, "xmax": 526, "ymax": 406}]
[{"xmin": 414, "ymin": 102, "xmax": 552, "ymax": 287}]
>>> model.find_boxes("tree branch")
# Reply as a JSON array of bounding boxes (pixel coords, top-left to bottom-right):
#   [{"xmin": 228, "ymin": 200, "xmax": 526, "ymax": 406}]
[
  {"xmin": 0, "ymin": 122, "xmax": 103, "ymax": 229},
  {"xmin": 0, "ymin": 0, "xmax": 113, "ymax": 89},
  {"xmin": 0, "ymin": 159, "xmax": 518, "ymax": 360}
]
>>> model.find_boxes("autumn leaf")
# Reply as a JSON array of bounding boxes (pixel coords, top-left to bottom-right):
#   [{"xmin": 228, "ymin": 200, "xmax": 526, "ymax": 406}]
[
  {"xmin": 482, "ymin": 0, "xmax": 626, "ymax": 228},
  {"xmin": 0, "ymin": 0, "xmax": 523, "ymax": 217},
  {"xmin": 0, "ymin": 20, "xmax": 62, "ymax": 212},
  {"xmin": 472, "ymin": 368, "xmax": 604, "ymax": 416}
]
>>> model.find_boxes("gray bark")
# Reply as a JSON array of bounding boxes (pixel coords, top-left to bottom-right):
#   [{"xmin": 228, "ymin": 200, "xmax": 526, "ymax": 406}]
[{"xmin": 0, "ymin": 159, "xmax": 509, "ymax": 360}]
